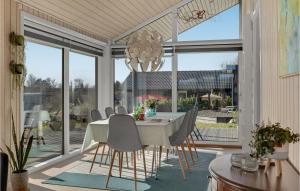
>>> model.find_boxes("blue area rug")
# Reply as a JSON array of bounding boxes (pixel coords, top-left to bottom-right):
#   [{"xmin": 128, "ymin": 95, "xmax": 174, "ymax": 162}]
[{"xmin": 43, "ymin": 151, "xmax": 216, "ymax": 191}]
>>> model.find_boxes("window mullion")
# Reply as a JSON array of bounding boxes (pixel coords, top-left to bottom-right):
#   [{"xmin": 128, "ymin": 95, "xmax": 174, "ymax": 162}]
[{"xmin": 63, "ymin": 48, "xmax": 70, "ymax": 154}]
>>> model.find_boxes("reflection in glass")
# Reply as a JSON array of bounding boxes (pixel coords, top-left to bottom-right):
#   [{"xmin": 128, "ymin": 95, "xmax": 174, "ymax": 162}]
[
  {"xmin": 177, "ymin": 52, "xmax": 239, "ymax": 143},
  {"xmin": 24, "ymin": 42, "xmax": 63, "ymax": 167},
  {"xmin": 69, "ymin": 51, "xmax": 96, "ymax": 152}
]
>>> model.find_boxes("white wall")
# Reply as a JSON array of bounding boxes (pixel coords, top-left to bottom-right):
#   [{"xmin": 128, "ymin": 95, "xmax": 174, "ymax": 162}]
[{"xmin": 260, "ymin": 0, "xmax": 300, "ymax": 171}]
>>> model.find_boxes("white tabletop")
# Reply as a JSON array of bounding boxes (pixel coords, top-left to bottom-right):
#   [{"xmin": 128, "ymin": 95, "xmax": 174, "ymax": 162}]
[{"xmin": 81, "ymin": 112, "xmax": 185, "ymax": 152}]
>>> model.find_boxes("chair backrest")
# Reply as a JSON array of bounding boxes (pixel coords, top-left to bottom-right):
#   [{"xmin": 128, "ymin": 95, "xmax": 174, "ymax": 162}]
[
  {"xmin": 169, "ymin": 110, "xmax": 192, "ymax": 146},
  {"xmin": 188, "ymin": 106, "xmax": 198, "ymax": 134},
  {"xmin": 90, "ymin": 109, "xmax": 102, "ymax": 122},
  {"xmin": 105, "ymin": 107, "xmax": 115, "ymax": 118},
  {"xmin": 108, "ymin": 114, "xmax": 142, "ymax": 152},
  {"xmin": 117, "ymin": 106, "xmax": 128, "ymax": 114}
]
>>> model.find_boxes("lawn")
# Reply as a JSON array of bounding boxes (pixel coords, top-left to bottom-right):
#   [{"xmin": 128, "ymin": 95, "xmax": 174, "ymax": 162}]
[{"xmin": 196, "ymin": 122, "xmax": 237, "ymax": 128}]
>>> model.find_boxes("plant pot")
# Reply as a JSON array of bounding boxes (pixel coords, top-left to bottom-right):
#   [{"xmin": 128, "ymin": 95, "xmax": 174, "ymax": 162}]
[
  {"xmin": 11, "ymin": 170, "xmax": 29, "ymax": 191},
  {"xmin": 266, "ymin": 143, "xmax": 289, "ymax": 160}
]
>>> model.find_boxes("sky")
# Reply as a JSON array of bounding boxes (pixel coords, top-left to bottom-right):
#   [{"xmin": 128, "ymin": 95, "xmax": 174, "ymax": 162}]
[
  {"xmin": 25, "ymin": 42, "xmax": 96, "ymax": 87},
  {"xmin": 25, "ymin": 4, "xmax": 240, "ymax": 86},
  {"xmin": 115, "ymin": 4, "xmax": 240, "ymax": 83}
]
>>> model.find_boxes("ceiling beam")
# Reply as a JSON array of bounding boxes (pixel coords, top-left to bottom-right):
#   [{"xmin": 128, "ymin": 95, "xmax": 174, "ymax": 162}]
[{"xmin": 112, "ymin": 0, "xmax": 192, "ymax": 43}]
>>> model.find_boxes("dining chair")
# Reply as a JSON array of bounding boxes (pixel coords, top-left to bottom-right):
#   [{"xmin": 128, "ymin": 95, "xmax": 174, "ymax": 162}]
[
  {"xmin": 89, "ymin": 109, "xmax": 105, "ymax": 173},
  {"xmin": 105, "ymin": 107, "xmax": 115, "ymax": 118},
  {"xmin": 185, "ymin": 107, "xmax": 199, "ymax": 163},
  {"xmin": 117, "ymin": 105, "xmax": 128, "ymax": 114},
  {"xmin": 105, "ymin": 114, "xmax": 147, "ymax": 191},
  {"xmin": 168, "ymin": 110, "xmax": 193, "ymax": 180}
]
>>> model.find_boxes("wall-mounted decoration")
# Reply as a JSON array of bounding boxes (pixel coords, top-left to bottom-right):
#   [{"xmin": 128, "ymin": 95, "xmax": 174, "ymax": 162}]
[
  {"xmin": 9, "ymin": 32, "xmax": 26, "ymax": 88},
  {"xmin": 278, "ymin": 0, "xmax": 300, "ymax": 77}
]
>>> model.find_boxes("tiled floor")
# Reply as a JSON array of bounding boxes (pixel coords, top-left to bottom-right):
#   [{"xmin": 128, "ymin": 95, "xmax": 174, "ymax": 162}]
[{"xmin": 28, "ymin": 146, "xmax": 240, "ymax": 191}]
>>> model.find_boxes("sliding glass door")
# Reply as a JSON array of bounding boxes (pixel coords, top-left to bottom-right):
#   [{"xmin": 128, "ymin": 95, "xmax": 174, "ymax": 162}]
[
  {"xmin": 69, "ymin": 51, "xmax": 96, "ymax": 152},
  {"xmin": 24, "ymin": 41, "xmax": 63, "ymax": 167}
]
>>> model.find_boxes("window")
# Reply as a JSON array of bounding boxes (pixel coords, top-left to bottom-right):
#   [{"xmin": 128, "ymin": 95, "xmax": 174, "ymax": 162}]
[
  {"xmin": 114, "ymin": 56, "xmax": 172, "ymax": 112},
  {"xmin": 24, "ymin": 41, "xmax": 63, "ymax": 167},
  {"xmin": 69, "ymin": 51, "xmax": 96, "ymax": 151},
  {"xmin": 177, "ymin": 2, "xmax": 240, "ymax": 41},
  {"xmin": 177, "ymin": 52, "xmax": 239, "ymax": 143}
]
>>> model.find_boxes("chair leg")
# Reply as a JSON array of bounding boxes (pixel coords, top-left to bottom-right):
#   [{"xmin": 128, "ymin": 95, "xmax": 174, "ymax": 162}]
[
  {"xmin": 105, "ymin": 150, "xmax": 116, "ymax": 188},
  {"xmin": 180, "ymin": 144, "xmax": 190, "ymax": 170},
  {"xmin": 133, "ymin": 151, "xmax": 137, "ymax": 191},
  {"xmin": 195, "ymin": 125, "xmax": 205, "ymax": 141},
  {"xmin": 158, "ymin": 146, "xmax": 162, "ymax": 168},
  {"xmin": 104, "ymin": 147, "xmax": 111, "ymax": 164},
  {"xmin": 119, "ymin": 152, "xmax": 123, "ymax": 177},
  {"xmin": 185, "ymin": 138, "xmax": 195, "ymax": 164},
  {"xmin": 142, "ymin": 148, "xmax": 147, "ymax": 179},
  {"xmin": 175, "ymin": 146, "xmax": 186, "ymax": 180},
  {"xmin": 189, "ymin": 134, "xmax": 198, "ymax": 159},
  {"xmin": 166, "ymin": 149, "xmax": 169, "ymax": 160},
  {"xmin": 151, "ymin": 146, "xmax": 156, "ymax": 176},
  {"xmin": 99, "ymin": 144, "xmax": 106, "ymax": 166},
  {"xmin": 125, "ymin": 152, "xmax": 129, "ymax": 168},
  {"xmin": 89, "ymin": 142, "xmax": 101, "ymax": 173},
  {"xmin": 193, "ymin": 130, "xmax": 200, "ymax": 141}
]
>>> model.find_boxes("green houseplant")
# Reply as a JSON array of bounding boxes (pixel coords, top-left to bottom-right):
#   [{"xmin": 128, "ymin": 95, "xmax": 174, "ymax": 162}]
[
  {"xmin": 1, "ymin": 114, "xmax": 33, "ymax": 191},
  {"xmin": 249, "ymin": 122, "xmax": 299, "ymax": 160}
]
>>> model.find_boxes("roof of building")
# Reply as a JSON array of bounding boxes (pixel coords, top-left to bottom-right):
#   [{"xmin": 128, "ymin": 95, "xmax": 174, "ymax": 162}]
[{"xmin": 121, "ymin": 70, "xmax": 234, "ymax": 90}]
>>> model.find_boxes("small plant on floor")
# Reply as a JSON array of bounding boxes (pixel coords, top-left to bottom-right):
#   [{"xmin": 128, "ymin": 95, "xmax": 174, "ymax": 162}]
[
  {"xmin": 1, "ymin": 113, "xmax": 33, "ymax": 191},
  {"xmin": 249, "ymin": 122, "xmax": 300, "ymax": 159}
]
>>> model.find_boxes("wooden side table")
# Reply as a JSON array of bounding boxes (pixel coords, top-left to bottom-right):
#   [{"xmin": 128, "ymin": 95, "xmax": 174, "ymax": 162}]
[{"xmin": 209, "ymin": 155, "xmax": 299, "ymax": 191}]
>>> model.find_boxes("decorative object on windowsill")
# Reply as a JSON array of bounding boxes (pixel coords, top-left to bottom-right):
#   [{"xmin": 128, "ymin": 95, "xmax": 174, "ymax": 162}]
[
  {"xmin": 125, "ymin": 30, "xmax": 164, "ymax": 72},
  {"xmin": 9, "ymin": 32, "xmax": 26, "ymax": 89},
  {"xmin": 145, "ymin": 99, "xmax": 158, "ymax": 117},
  {"xmin": 132, "ymin": 105, "xmax": 145, "ymax": 121},
  {"xmin": 249, "ymin": 122, "xmax": 300, "ymax": 176},
  {"xmin": 0, "ymin": 113, "xmax": 34, "ymax": 191},
  {"xmin": 230, "ymin": 153, "xmax": 259, "ymax": 172}
]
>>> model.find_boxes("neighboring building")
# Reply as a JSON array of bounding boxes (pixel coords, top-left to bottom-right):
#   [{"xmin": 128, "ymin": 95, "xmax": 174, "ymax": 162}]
[{"xmin": 115, "ymin": 69, "xmax": 238, "ymax": 110}]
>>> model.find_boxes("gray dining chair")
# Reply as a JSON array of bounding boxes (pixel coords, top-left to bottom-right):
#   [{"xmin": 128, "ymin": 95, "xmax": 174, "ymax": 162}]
[
  {"xmin": 105, "ymin": 107, "xmax": 115, "ymax": 118},
  {"xmin": 117, "ymin": 105, "xmax": 128, "ymax": 114},
  {"xmin": 185, "ymin": 107, "xmax": 199, "ymax": 163},
  {"xmin": 91, "ymin": 109, "xmax": 102, "ymax": 121},
  {"xmin": 105, "ymin": 114, "xmax": 147, "ymax": 191},
  {"xmin": 168, "ymin": 110, "xmax": 193, "ymax": 180},
  {"xmin": 89, "ymin": 109, "xmax": 105, "ymax": 173}
]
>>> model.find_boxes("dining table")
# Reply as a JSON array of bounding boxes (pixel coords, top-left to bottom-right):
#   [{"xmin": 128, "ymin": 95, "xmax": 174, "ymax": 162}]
[{"xmin": 81, "ymin": 112, "xmax": 185, "ymax": 152}]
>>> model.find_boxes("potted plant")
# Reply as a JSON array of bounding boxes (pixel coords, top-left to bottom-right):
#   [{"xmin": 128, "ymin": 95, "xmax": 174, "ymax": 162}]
[
  {"xmin": 249, "ymin": 122, "xmax": 300, "ymax": 160},
  {"xmin": 145, "ymin": 99, "xmax": 158, "ymax": 116},
  {"xmin": 1, "ymin": 115, "xmax": 33, "ymax": 191}
]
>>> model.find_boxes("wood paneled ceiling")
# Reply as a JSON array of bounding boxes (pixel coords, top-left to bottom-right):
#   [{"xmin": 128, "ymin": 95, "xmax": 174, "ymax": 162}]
[
  {"xmin": 18, "ymin": 0, "xmax": 181, "ymax": 42},
  {"xmin": 17, "ymin": 0, "xmax": 239, "ymax": 44}
]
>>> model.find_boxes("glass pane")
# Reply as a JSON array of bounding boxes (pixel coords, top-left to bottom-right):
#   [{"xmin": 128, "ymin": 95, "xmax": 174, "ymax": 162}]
[
  {"xmin": 114, "ymin": 57, "xmax": 172, "ymax": 112},
  {"xmin": 177, "ymin": 1, "xmax": 240, "ymax": 41},
  {"xmin": 177, "ymin": 52, "xmax": 239, "ymax": 143},
  {"xmin": 69, "ymin": 51, "xmax": 96, "ymax": 152},
  {"xmin": 24, "ymin": 41, "xmax": 63, "ymax": 167}
]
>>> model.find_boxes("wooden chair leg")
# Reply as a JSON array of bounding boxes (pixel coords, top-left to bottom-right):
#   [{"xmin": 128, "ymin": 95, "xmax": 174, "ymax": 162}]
[
  {"xmin": 189, "ymin": 134, "xmax": 198, "ymax": 159},
  {"xmin": 133, "ymin": 151, "xmax": 137, "ymax": 191},
  {"xmin": 125, "ymin": 152, "xmax": 129, "ymax": 168},
  {"xmin": 175, "ymin": 146, "xmax": 186, "ymax": 180},
  {"xmin": 120, "ymin": 152, "xmax": 124, "ymax": 177},
  {"xmin": 151, "ymin": 146, "xmax": 156, "ymax": 176},
  {"xmin": 104, "ymin": 147, "xmax": 111, "ymax": 164},
  {"xmin": 89, "ymin": 142, "xmax": 101, "ymax": 173},
  {"xmin": 105, "ymin": 150, "xmax": 116, "ymax": 188},
  {"xmin": 185, "ymin": 138, "xmax": 195, "ymax": 164},
  {"xmin": 166, "ymin": 149, "xmax": 169, "ymax": 160},
  {"xmin": 158, "ymin": 146, "xmax": 162, "ymax": 168},
  {"xmin": 142, "ymin": 148, "xmax": 147, "ymax": 179},
  {"xmin": 99, "ymin": 144, "xmax": 106, "ymax": 166},
  {"xmin": 118, "ymin": 152, "xmax": 122, "ymax": 177},
  {"xmin": 180, "ymin": 144, "xmax": 190, "ymax": 170}
]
